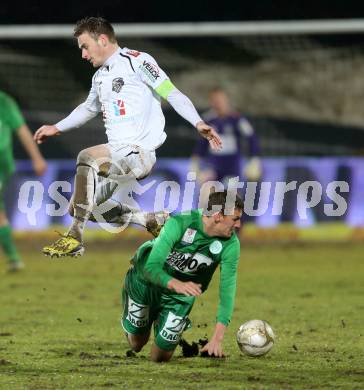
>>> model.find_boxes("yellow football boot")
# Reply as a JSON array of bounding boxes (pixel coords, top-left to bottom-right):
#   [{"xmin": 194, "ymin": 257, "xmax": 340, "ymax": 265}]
[{"xmin": 43, "ymin": 234, "xmax": 84, "ymax": 258}]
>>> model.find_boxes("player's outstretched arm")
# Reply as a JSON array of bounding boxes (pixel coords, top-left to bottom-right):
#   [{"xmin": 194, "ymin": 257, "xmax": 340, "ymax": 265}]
[
  {"xmin": 33, "ymin": 125, "xmax": 61, "ymax": 144},
  {"xmin": 201, "ymin": 241, "xmax": 240, "ymax": 357},
  {"xmin": 34, "ymin": 99, "xmax": 99, "ymax": 145},
  {"xmin": 200, "ymin": 322, "xmax": 226, "ymax": 357},
  {"xmin": 155, "ymin": 81, "xmax": 222, "ymax": 151}
]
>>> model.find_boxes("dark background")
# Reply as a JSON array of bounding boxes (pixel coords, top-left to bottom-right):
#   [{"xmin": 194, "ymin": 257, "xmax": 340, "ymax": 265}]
[{"xmin": 2, "ymin": 0, "xmax": 364, "ymax": 24}]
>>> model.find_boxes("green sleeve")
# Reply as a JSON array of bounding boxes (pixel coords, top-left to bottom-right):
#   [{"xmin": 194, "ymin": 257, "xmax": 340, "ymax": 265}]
[
  {"xmin": 216, "ymin": 240, "xmax": 240, "ymax": 325},
  {"xmin": 143, "ymin": 217, "xmax": 183, "ymax": 287},
  {"xmin": 3, "ymin": 94, "xmax": 25, "ymax": 132},
  {"xmin": 155, "ymin": 79, "xmax": 176, "ymax": 99}
]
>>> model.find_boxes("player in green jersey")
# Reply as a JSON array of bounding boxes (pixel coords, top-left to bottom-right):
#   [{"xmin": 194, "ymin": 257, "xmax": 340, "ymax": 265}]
[
  {"xmin": 0, "ymin": 90, "xmax": 47, "ymax": 272},
  {"xmin": 121, "ymin": 190, "xmax": 242, "ymax": 362}
]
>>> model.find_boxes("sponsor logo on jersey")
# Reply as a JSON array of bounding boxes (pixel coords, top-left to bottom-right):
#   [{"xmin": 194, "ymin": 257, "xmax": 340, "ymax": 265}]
[
  {"xmin": 181, "ymin": 228, "xmax": 196, "ymax": 244},
  {"xmin": 166, "ymin": 251, "xmax": 213, "ymax": 273},
  {"xmin": 127, "ymin": 297, "xmax": 149, "ymax": 328},
  {"xmin": 112, "ymin": 77, "xmax": 124, "ymax": 93},
  {"xmin": 112, "ymin": 100, "xmax": 126, "ymax": 116},
  {"xmin": 127, "ymin": 50, "xmax": 140, "ymax": 57},
  {"xmin": 140, "ymin": 60, "xmax": 160, "ymax": 81},
  {"xmin": 160, "ymin": 312, "xmax": 186, "ymax": 344}
]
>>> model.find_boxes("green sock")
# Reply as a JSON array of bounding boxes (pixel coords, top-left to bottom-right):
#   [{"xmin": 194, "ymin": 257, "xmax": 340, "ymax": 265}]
[{"xmin": 0, "ymin": 225, "xmax": 21, "ymax": 263}]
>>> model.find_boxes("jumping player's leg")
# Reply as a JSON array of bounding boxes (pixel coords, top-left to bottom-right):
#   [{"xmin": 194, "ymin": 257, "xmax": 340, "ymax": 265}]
[
  {"xmin": 43, "ymin": 144, "xmax": 159, "ymax": 257},
  {"xmin": 83, "ymin": 197, "xmax": 169, "ymax": 237},
  {"xmin": 68, "ymin": 144, "xmax": 111, "ymax": 241},
  {"xmin": 90, "ymin": 145, "xmax": 166, "ymax": 236},
  {"xmin": 68, "ymin": 148, "xmax": 166, "ymax": 232},
  {"xmin": 43, "ymin": 144, "xmax": 111, "ymax": 257}
]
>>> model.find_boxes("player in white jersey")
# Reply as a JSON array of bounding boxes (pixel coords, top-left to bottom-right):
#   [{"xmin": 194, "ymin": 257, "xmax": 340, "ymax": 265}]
[{"xmin": 34, "ymin": 17, "xmax": 222, "ymax": 258}]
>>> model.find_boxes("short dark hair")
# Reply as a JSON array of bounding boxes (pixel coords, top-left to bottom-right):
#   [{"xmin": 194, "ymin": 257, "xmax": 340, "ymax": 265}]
[
  {"xmin": 205, "ymin": 190, "xmax": 243, "ymax": 216},
  {"xmin": 74, "ymin": 17, "xmax": 117, "ymax": 43}
]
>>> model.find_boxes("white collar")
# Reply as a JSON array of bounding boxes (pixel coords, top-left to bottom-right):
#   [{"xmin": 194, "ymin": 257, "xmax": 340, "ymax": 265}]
[{"xmin": 102, "ymin": 47, "xmax": 122, "ymax": 68}]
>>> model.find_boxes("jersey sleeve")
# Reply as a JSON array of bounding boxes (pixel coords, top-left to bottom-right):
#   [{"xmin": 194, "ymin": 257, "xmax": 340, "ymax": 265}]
[
  {"xmin": 166, "ymin": 88, "xmax": 202, "ymax": 127},
  {"xmin": 3, "ymin": 94, "xmax": 25, "ymax": 132},
  {"xmin": 216, "ymin": 239, "xmax": 240, "ymax": 325},
  {"xmin": 83, "ymin": 74, "xmax": 102, "ymax": 113},
  {"xmin": 55, "ymin": 74, "xmax": 100, "ymax": 132},
  {"xmin": 135, "ymin": 52, "xmax": 171, "ymax": 93},
  {"xmin": 143, "ymin": 216, "xmax": 184, "ymax": 287},
  {"xmin": 55, "ymin": 103, "xmax": 98, "ymax": 132}
]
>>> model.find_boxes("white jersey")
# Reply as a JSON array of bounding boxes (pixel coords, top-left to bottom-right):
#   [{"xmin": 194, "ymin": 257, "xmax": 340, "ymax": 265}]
[{"xmin": 85, "ymin": 47, "xmax": 169, "ymax": 150}]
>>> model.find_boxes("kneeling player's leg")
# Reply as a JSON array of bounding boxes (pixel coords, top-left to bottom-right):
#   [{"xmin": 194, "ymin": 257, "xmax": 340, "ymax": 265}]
[
  {"xmin": 151, "ymin": 294, "xmax": 195, "ymax": 363},
  {"xmin": 121, "ymin": 268, "xmax": 158, "ymax": 352},
  {"xmin": 126, "ymin": 331, "xmax": 150, "ymax": 353},
  {"xmin": 150, "ymin": 343, "xmax": 174, "ymax": 363}
]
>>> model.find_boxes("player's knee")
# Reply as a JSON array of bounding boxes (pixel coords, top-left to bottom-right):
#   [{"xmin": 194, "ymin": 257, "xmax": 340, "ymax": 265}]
[
  {"xmin": 76, "ymin": 149, "xmax": 99, "ymax": 172},
  {"xmin": 126, "ymin": 334, "xmax": 148, "ymax": 352},
  {"xmin": 150, "ymin": 352, "xmax": 173, "ymax": 363},
  {"xmin": 129, "ymin": 342, "xmax": 144, "ymax": 353},
  {"xmin": 129, "ymin": 340, "xmax": 146, "ymax": 353},
  {"xmin": 150, "ymin": 344, "xmax": 174, "ymax": 363}
]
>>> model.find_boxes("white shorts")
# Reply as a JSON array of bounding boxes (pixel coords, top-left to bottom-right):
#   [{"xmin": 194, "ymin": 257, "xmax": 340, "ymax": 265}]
[{"xmin": 95, "ymin": 144, "xmax": 156, "ymax": 205}]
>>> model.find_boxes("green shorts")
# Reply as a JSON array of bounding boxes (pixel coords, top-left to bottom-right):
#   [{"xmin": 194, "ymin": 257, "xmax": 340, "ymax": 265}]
[
  {"xmin": 121, "ymin": 267, "xmax": 195, "ymax": 351},
  {"xmin": 0, "ymin": 173, "xmax": 11, "ymax": 211}
]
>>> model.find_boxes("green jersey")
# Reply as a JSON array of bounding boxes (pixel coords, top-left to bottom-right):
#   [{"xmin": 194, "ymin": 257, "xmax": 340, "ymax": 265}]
[
  {"xmin": 132, "ymin": 209, "xmax": 241, "ymax": 325},
  {"xmin": 0, "ymin": 91, "xmax": 25, "ymax": 176}
]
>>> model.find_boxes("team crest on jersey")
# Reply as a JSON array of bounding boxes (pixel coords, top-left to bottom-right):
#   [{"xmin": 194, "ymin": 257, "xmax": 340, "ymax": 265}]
[
  {"xmin": 127, "ymin": 50, "xmax": 140, "ymax": 57},
  {"xmin": 209, "ymin": 240, "xmax": 222, "ymax": 255},
  {"xmin": 112, "ymin": 77, "xmax": 124, "ymax": 93},
  {"xmin": 181, "ymin": 228, "xmax": 196, "ymax": 244}
]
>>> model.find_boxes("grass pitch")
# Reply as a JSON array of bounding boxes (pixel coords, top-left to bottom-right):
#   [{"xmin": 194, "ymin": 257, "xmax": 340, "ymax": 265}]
[{"xmin": 1, "ymin": 238, "xmax": 364, "ymax": 389}]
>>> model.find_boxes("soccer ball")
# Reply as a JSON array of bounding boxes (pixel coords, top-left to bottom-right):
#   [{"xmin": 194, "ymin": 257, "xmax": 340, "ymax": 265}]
[{"xmin": 236, "ymin": 319, "xmax": 275, "ymax": 357}]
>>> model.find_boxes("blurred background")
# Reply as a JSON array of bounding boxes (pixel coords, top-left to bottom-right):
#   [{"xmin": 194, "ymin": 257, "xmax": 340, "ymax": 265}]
[{"xmin": 3, "ymin": 1, "xmax": 364, "ymax": 237}]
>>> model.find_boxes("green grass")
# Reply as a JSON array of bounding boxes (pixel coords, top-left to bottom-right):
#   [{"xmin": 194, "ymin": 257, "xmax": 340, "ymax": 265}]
[{"xmin": 1, "ymin": 241, "xmax": 364, "ymax": 389}]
